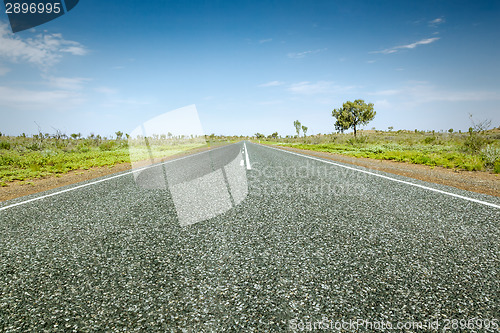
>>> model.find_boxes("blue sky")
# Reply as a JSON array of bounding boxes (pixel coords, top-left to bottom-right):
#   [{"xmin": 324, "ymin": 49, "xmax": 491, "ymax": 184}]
[{"xmin": 0, "ymin": 0, "xmax": 499, "ymax": 137}]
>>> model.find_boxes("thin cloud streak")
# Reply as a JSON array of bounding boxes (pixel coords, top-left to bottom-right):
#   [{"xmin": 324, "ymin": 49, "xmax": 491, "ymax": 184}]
[
  {"xmin": 429, "ymin": 17, "xmax": 445, "ymax": 27},
  {"xmin": 287, "ymin": 49, "xmax": 325, "ymax": 59},
  {"xmin": 370, "ymin": 37, "xmax": 440, "ymax": 54},
  {"xmin": 369, "ymin": 84, "xmax": 500, "ymax": 103},
  {"xmin": 258, "ymin": 81, "xmax": 284, "ymax": 87},
  {"xmin": 288, "ymin": 81, "xmax": 356, "ymax": 95},
  {"xmin": 46, "ymin": 76, "xmax": 91, "ymax": 91},
  {"xmin": 259, "ymin": 38, "xmax": 272, "ymax": 44},
  {"xmin": 0, "ymin": 85, "xmax": 85, "ymax": 111}
]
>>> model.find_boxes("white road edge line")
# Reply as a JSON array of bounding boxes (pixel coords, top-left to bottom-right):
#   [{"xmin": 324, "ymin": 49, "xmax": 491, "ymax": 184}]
[
  {"xmin": 0, "ymin": 143, "xmax": 237, "ymax": 212},
  {"xmin": 244, "ymin": 142, "xmax": 252, "ymax": 170},
  {"xmin": 257, "ymin": 143, "xmax": 500, "ymax": 209}
]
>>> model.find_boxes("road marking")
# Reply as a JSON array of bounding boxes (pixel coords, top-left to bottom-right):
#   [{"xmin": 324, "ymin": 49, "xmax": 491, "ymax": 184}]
[
  {"xmin": 0, "ymin": 143, "xmax": 237, "ymax": 212},
  {"xmin": 257, "ymin": 143, "xmax": 500, "ymax": 209},
  {"xmin": 244, "ymin": 142, "xmax": 252, "ymax": 170}
]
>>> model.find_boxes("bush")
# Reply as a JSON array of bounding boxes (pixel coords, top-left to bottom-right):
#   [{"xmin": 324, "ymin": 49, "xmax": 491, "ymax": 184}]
[
  {"xmin": 77, "ymin": 143, "xmax": 90, "ymax": 152},
  {"xmin": 423, "ymin": 136, "xmax": 436, "ymax": 144},
  {"xmin": 26, "ymin": 142, "xmax": 41, "ymax": 151},
  {"xmin": 494, "ymin": 161, "xmax": 500, "ymax": 174},
  {"xmin": 99, "ymin": 141, "xmax": 116, "ymax": 151},
  {"xmin": 481, "ymin": 145, "xmax": 500, "ymax": 167},
  {"xmin": 0, "ymin": 141, "xmax": 11, "ymax": 150},
  {"xmin": 347, "ymin": 136, "xmax": 367, "ymax": 145},
  {"xmin": 463, "ymin": 134, "xmax": 486, "ymax": 153}
]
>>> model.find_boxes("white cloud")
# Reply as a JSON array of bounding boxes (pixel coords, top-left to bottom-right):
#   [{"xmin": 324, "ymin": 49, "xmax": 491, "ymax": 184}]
[
  {"xmin": 258, "ymin": 80, "xmax": 284, "ymax": 87},
  {"xmin": 287, "ymin": 49, "xmax": 325, "ymax": 59},
  {"xmin": 373, "ymin": 99, "xmax": 391, "ymax": 109},
  {"xmin": 369, "ymin": 89, "xmax": 400, "ymax": 96},
  {"xmin": 46, "ymin": 76, "xmax": 91, "ymax": 90},
  {"xmin": 0, "ymin": 85, "xmax": 85, "ymax": 111},
  {"xmin": 288, "ymin": 81, "xmax": 356, "ymax": 95},
  {"xmin": 0, "ymin": 22, "xmax": 87, "ymax": 68},
  {"xmin": 400, "ymin": 37, "xmax": 440, "ymax": 49},
  {"xmin": 370, "ymin": 37, "xmax": 440, "ymax": 54},
  {"xmin": 60, "ymin": 45, "xmax": 88, "ymax": 56},
  {"xmin": 289, "ymin": 81, "xmax": 330, "ymax": 94},
  {"xmin": 259, "ymin": 38, "xmax": 272, "ymax": 44},
  {"xmin": 369, "ymin": 84, "xmax": 500, "ymax": 104},
  {"xmin": 95, "ymin": 86, "xmax": 118, "ymax": 95},
  {"xmin": 258, "ymin": 100, "xmax": 283, "ymax": 105},
  {"xmin": 429, "ymin": 17, "xmax": 445, "ymax": 27}
]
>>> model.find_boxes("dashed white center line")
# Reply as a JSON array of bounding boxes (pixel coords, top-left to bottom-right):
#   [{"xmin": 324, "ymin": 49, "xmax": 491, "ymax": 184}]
[{"xmin": 244, "ymin": 142, "xmax": 252, "ymax": 170}]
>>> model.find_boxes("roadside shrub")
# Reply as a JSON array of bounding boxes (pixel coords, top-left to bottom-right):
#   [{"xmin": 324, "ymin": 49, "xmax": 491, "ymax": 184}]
[
  {"xmin": 77, "ymin": 143, "xmax": 90, "ymax": 152},
  {"xmin": 26, "ymin": 142, "xmax": 43, "ymax": 151},
  {"xmin": 423, "ymin": 136, "xmax": 436, "ymax": 144},
  {"xmin": 494, "ymin": 161, "xmax": 500, "ymax": 174},
  {"xmin": 99, "ymin": 141, "xmax": 116, "ymax": 151},
  {"xmin": 347, "ymin": 135, "xmax": 367, "ymax": 145},
  {"xmin": 463, "ymin": 128, "xmax": 486, "ymax": 153},
  {"xmin": 480, "ymin": 145, "xmax": 500, "ymax": 167},
  {"xmin": 0, "ymin": 154, "xmax": 17, "ymax": 166},
  {"xmin": 368, "ymin": 145, "xmax": 385, "ymax": 154},
  {"xmin": 0, "ymin": 141, "xmax": 11, "ymax": 150}
]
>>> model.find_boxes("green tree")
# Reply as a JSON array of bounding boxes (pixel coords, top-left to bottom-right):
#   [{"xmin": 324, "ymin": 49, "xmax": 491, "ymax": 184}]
[
  {"xmin": 332, "ymin": 100, "xmax": 375, "ymax": 137},
  {"xmin": 115, "ymin": 131, "xmax": 123, "ymax": 140},
  {"xmin": 332, "ymin": 108, "xmax": 351, "ymax": 134},
  {"xmin": 271, "ymin": 132, "xmax": 278, "ymax": 139},
  {"xmin": 301, "ymin": 125, "xmax": 308, "ymax": 137},
  {"xmin": 254, "ymin": 133, "xmax": 265, "ymax": 139},
  {"xmin": 293, "ymin": 120, "xmax": 302, "ymax": 137}
]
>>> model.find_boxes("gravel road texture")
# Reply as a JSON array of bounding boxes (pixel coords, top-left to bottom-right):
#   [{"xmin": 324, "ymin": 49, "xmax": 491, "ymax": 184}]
[{"xmin": 0, "ymin": 141, "xmax": 498, "ymax": 331}]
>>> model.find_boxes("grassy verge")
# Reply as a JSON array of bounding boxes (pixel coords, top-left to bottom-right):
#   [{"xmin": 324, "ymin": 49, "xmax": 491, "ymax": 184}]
[
  {"xmin": 256, "ymin": 130, "xmax": 500, "ymax": 173},
  {"xmin": 0, "ymin": 135, "xmax": 216, "ymax": 185}
]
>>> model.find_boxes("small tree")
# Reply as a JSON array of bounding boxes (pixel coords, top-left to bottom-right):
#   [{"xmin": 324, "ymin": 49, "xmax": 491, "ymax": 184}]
[
  {"xmin": 293, "ymin": 120, "xmax": 302, "ymax": 137},
  {"xmin": 302, "ymin": 125, "xmax": 308, "ymax": 137},
  {"xmin": 448, "ymin": 128, "xmax": 454, "ymax": 133},
  {"xmin": 388, "ymin": 126, "xmax": 393, "ymax": 132},
  {"xmin": 115, "ymin": 131, "xmax": 123, "ymax": 140},
  {"xmin": 271, "ymin": 132, "xmax": 278, "ymax": 139},
  {"xmin": 332, "ymin": 99, "xmax": 376, "ymax": 137},
  {"xmin": 255, "ymin": 133, "xmax": 265, "ymax": 139},
  {"xmin": 332, "ymin": 108, "xmax": 350, "ymax": 133},
  {"xmin": 464, "ymin": 114, "xmax": 492, "ymax": 153}
]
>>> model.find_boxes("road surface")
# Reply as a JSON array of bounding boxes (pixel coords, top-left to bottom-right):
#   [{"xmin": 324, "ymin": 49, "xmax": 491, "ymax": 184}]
[{"xmin": 1, "ymin": 141, "xmax": 499, "ymax": 331}]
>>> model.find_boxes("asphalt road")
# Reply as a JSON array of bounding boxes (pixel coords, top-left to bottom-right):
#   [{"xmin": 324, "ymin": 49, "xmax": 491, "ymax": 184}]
[{"xmin": 1, "ymin": 141, "xmax": 499, "ymax": 332}]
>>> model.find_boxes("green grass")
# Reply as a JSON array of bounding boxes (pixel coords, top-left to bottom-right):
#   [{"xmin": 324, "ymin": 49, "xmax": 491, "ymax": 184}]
[
  {"xmin": 0, "ymin": 136, "xmax": 209, "ymax": 183},
  {"xmin": 1, "ymin": 130, "xmax": 498, "ymax": 185},
  {"xmin": 257, "ymin": 130, "xmax": 500, "ymax": 173}
]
